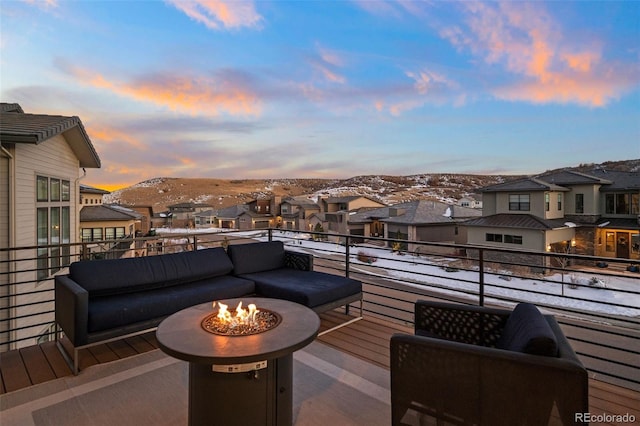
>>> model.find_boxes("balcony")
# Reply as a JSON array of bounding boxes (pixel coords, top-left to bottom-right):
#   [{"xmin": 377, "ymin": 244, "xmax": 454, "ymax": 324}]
[{"xmin": 1, "ymin": 229, "xmax": 639, "ymax": 424}]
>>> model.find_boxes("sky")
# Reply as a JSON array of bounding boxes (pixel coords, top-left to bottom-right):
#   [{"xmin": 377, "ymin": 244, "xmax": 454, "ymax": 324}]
[{"xmin": 1, "ymin": 1, "xmax": 639, "ymax": 191}]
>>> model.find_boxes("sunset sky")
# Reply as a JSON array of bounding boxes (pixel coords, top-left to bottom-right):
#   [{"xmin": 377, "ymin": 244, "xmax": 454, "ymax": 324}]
[{"xmin": 1, "ymin": 1, "xmax": 639, "ymax": 191}]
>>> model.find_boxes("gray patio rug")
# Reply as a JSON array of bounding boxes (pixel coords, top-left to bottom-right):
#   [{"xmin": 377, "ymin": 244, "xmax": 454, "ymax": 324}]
[{"xmin": 0, "ymin": 341, "xmax": 390, "ymax": 426}]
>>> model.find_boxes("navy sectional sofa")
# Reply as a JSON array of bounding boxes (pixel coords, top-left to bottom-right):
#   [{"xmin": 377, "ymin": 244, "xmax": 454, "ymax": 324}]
[{"xmin": 55, "ymin": 240, "xmax": 362, "ymax": 373}]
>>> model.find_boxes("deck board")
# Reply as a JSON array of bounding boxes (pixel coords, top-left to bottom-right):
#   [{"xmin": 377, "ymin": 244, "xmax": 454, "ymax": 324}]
[
  {"xmin": 0, "ymin": 349, "xmax": 32, "ymax": 393},
  {"xmin": 40, "ymin": 341, "xmax": 72, "ymax": 377},
  {"xmin": 106, "ymin": 339, "xmax": 139, "ymax": 359},
  {"xmin": 88, "ymin": 343, "xmax": 121, "ymax": 364},
  {"xmin": 0, "ymin": 314, "xmax": 637, "ymax": 426},
  {"xmin": 19, "ymin": 345, "xmax": 57, "ymax": 385}
]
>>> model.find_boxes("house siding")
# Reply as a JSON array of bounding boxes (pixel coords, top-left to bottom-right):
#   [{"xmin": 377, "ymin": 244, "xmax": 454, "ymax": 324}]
[
  {"xmin": 0, "ymin": 148, "xmax": 10, "ymax": 349},
  {"xmin": 11, "ymin": 135, "xmax": 81, "ymax": 348},
  {"xmin": 0, "ymin": 149, "xmax": 9, "ymax": 249},
  {"xmin": 467, "ymin": 226, "xmax": 546, "ymax": 252},
  {"xmin": 544, "ymin": 191, "xmax": 565, "ymax": 220}
]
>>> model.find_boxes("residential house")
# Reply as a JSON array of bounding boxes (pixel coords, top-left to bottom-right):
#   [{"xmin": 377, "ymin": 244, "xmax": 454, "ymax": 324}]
[
  {"xmin": 458, "ymin": 194, "xmax": 483, "ymax": 209},
  {"xmin": 214, "ymin": 204, "xmax": 249, "ymax": 229},
  {"xmin": 0, "ymin": 103, "xmax": 101, "ymax": 349},
  {"xmin": 194, "ymin": 209, "xmax": 217, "ymax": 228},
  {"xmin": 237, "ymin": 209, "xmax": 276, "ymax": 230},
  {"xmin": 317, "ymin": 196, "xmax": 386, "ymax": 236},
  {"xmin": 243, "ymin": 196, "xmax": 282, "ymax": 229},
  {"xmin": 279, "ymin": 196, "xmax": 321, "ymax": 231},
  {"xmin": 537, "ymin": 169, "xmax": 639, "ymax": 260},
  {"xmin": 120, "ymin": 204, "xmax": 154, "ymax": 236},
  {"xmin": 464, "ymin": 169, "xmax": 640, "ymax": 269},
  {"xmin": 79, "ymin": 185, "xmax": 143, "ymax": 258},
  {"xmin": 166, "ymin": 202, "xmax": 213, "ymax": 228},
  {"xmin": 348, "ymin": 200, "xmax": 481, "ymax": 252}
]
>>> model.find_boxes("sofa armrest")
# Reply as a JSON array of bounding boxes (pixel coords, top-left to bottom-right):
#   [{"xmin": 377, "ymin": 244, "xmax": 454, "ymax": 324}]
[
  {"xmin": 284, "ymin": 250, "xmax": 313, "ymax": 271},
  {"xmin": 414, "ymin": 300, "xmax": 509, "ymax": 347},
  {"xmin": 55, "ymin": 275, "xmax": 89, "ymax": 346}
]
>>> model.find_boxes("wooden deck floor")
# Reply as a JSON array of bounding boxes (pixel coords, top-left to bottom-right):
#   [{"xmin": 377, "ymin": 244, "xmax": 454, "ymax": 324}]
[{"xmin": 1, "ymin": 312, "xmax": 638, "ymax": 425}]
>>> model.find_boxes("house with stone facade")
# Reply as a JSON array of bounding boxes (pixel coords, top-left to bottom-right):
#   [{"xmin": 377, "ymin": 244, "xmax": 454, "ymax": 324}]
[{"xmin": 464, "ymin": 169, "xmax": 639, "ymax": 268}]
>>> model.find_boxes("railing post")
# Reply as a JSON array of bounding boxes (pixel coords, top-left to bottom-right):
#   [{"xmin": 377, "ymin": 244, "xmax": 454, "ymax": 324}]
[
  {"xmin": 268, "ymin": 228, "xmax": 273, "ymax": 241},
  {"xmin": 478, "ymin": 248, "xmax": 485, "ymax": 307},
  {"xmin": 192, "ymin": 235, "xmax": 197, "ymax": 251},
  {"xmin": 345, "ymin": 235, "xmax": 350, "ymax": 278}
]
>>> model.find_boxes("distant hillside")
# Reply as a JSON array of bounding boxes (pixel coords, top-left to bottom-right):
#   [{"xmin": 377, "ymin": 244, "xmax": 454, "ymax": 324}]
[
  {"xmin": 542, "ymin": 159, "xmax": 640, "ymax": 174},
  {"xmin": 103, "ymin": 159, "xmax": 639, "ymax": 213}
]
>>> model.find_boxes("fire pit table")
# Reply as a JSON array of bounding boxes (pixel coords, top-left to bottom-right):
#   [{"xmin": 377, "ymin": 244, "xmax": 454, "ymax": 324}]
[{"xmin": 156, "ymin": 298, "xmax": 320, "ymax": 426}]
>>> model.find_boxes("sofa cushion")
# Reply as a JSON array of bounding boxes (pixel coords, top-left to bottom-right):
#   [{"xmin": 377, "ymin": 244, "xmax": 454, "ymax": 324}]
[
  {"xmin": 71, "ymin": 248, "xmax": 234, "ymax": 297},
  {"xmin": 496, "ymin": 303, "xmax": 558, "ymax": 357},
  {"xmin": 227, "ymin": 241, "xmax": 286, "ymax": 275},
  {"xmin": 239, "ymin": 268, "xmax": 361, "ymax": 309},
  {"xmin": 87, "ymin": 275, "xmax": 255, "ymax": 333}
]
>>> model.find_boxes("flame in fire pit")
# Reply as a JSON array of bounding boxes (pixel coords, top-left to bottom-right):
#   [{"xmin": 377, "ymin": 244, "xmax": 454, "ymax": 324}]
[
  {"xmin": 215, "ymin": 301, "xmax": 258, "ymax": 327},
  {"xmin": 202, "ymin": 301, "xmax": 281, "ymax": 336}
]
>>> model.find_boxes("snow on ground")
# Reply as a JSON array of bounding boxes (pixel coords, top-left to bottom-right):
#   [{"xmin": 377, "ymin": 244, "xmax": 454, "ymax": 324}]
[{"xmin": 156, "ymin": 228, "xmax": 640, "ymax": 318}]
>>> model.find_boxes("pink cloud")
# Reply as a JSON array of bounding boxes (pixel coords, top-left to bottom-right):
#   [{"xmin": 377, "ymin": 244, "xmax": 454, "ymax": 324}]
[
  {"xmin": 60, "ymin": 62, "xmax": 261, "ymax": 116},
  {"xmin": 439, "ymin": 1, "xmax": 635, "ymax": 107},
  {"xmin": 166, "ymin": 0, "xmax": 262, "ymax": 30},
  {"xmin": 310, "ymin": 45, "xmax": 347, "ymax": 84}
]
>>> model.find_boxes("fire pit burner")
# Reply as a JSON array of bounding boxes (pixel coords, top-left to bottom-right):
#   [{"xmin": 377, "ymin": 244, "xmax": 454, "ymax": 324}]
[{"xmin": 201, "ymin": 308, "xmax": 281, "ymax": 336}]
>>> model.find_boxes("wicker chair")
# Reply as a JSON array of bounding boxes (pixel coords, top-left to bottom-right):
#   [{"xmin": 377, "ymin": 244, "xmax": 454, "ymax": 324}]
[{"xmin": 390, "ymin": 301, "xmax": 589, "ymax": 426}]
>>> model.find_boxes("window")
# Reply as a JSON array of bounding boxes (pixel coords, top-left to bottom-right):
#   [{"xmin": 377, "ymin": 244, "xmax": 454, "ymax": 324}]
[
  {"xmin": 81, "ymin": 227, "xmax": 104, "ymax": 241},
  {"xmin": 61, "ymin": 180, "xmax": 71, "ymax": 201},
  {"xmin": 509, "ymin": 194, "xmax": 530, "ymax": 211},
  {"xmin": 545, "ymin": 193, "xmax": 550, "ymax": 211},
  {"xmin": 50, "ymin": 178, "xmax": 60, "ymax": 201},
  {"xmin": 37, "ymin": 176, "xmax": 48, "ymax": 201},
  {"xmin": 605, "ymin": 232, "xmax": 615, "ymax": 252},
  {"xmin": 50, "ymin": 207, "xmax": 60, "ymax": 273},
  {"xmin": 504, "ymin": 234, "xmax": 523, "ymax": 245},
  {"xmin": 616, "ymin": 194, "xmax": 628, "ymax": 214},
  {"xmin": 575, "ymin": 194, "xmax": 584, "ymax": 214},
  {"xmin": 606, "ymin": 193, "xmax": 640, "ymax": 214},
  {"xmin": 486, "ymin": 233, "xmax": 502, "ymax": 242},
  {"xmin": 37, "ymin": 208, "xmax": 48, "ymax": 280},
  {"xmin": 105, "ymin": 227, "xmax": 126, "ymax": 239},
  {"xmin": 36, "ymin": 175, "xmax": 72, "ymax": 280},
  {"xmin": 557, "ymin": 193, "xmax": 563, "ymax": 211}
]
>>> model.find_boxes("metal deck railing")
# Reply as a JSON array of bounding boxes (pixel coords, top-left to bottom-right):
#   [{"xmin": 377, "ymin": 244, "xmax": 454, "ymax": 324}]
[{"xmin": 1, "ymin": 228, "xmax": 638, "ymax": 390}]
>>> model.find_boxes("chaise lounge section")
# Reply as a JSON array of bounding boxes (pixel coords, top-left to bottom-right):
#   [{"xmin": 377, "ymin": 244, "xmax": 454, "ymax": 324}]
[{"xmin": 227, "ymin": 241, "xmax": 363, "ymax": 334}]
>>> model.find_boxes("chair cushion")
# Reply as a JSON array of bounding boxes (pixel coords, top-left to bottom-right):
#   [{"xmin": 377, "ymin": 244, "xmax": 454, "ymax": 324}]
[
  {"xmin": 227, "ymin": 241, "xmax": 286, "ymax": 275},
  {"xmin": 496, "ymin": 303, "xmax": 558, "ymax": 357},
  {"xmin": 238, "ymin": 268, "xmax": 361, "ymax": 308},
  {"xmin": 71, "ymin": 248, "xmax": 235, "ymax": 297}
]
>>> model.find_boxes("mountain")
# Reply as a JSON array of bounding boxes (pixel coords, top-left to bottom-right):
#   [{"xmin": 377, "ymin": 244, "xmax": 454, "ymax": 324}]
[{"xmin": 103, "ymin": 159, "xmax": 639, "ymax": 212}]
